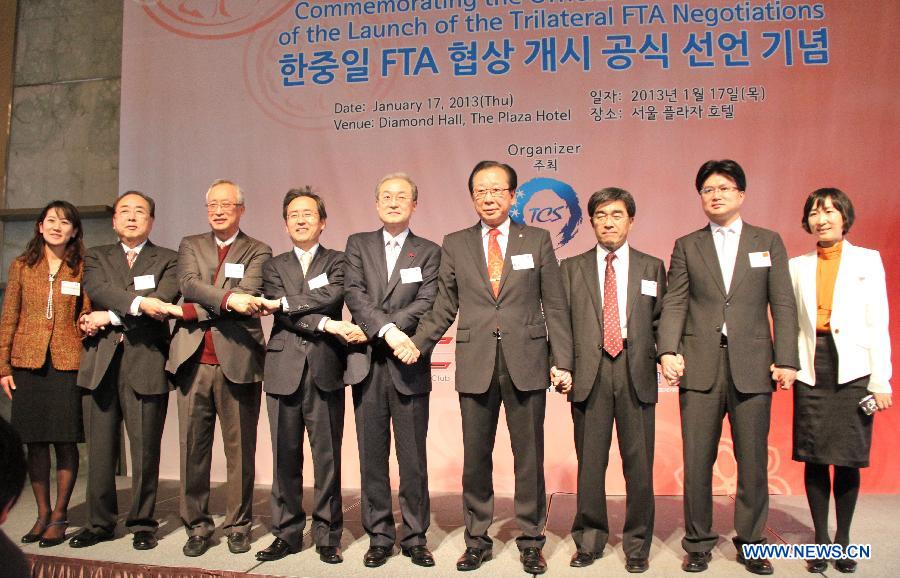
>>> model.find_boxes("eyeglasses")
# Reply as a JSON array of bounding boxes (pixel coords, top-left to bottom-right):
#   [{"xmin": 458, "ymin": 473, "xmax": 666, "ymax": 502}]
[
  {"xmin": 378, "ymin": 193, "xmax": 412, "ymax": 204},
  {"xmin": 287, "ymin": 210, "xmax": 319, "ymax": 221},
  {"xmin": 206, "ymin": 202, "xmax": 243, "ymax": 212},
  {"xmin": 700, "ymin": 185, "xmax": 740, "ymax": 195},
  {"xmin": 473, "ymin": 188, "xmax": 510, "ymax": 201}
]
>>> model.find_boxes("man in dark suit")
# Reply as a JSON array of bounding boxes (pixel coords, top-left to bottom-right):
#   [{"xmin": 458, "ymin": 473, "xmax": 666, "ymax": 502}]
[
  {"xmin": 657, "ymin": 160, "xmax": 798, "ymax": 575},
  {"xmin": 254, "ymin": 189, "xmax": 365, "ymax": 565},
  {"xmin": 343, "ymin": 173, "xmax": 441, "ymax": 568},
  {"xmin": 559, "ymin": 188, "xmax": 665, "ymax": 573},
  {"xmin": 71, "ymin": 191, "xmax": 179, "ymax": 551},
  {"xmin": 164, "ymin": 179, "xmax": 274, "ymax": 557},
  {"xmin": 410, "ymin": 161, "xmax": 573, "ymax": 574}
]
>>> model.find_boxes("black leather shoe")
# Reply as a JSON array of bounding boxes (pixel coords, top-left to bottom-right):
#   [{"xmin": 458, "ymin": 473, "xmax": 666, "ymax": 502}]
[
  {"xmin": 227, "ymin": 532, "xmax": 251, "ymax": 554},
  {"xmin": 570, "ymin": 551, "xmax": 601, "ymax": 567},
  {"xmin": 457, "ymin": 547, "xmax": 492, "ymax": 571},
  {"xmin": 626, "ymin": 556, "xmax": 650, "ymax": 573},
  {"xmin": 364, "ymin": 545, "xmax": 393, "ymax": 567},
  {"xmin": 21, "ymin": 519, "xmax": 49, "ymax": 543},
  {"xmin": 402, "ymin": 545, "xmax": 435, "ymax": 567},
  {"xmin": 132, "ymin": 531, "xmax": 158, "ymax": 550},
  {"xmin": 683, "ymin": 551, "xmax": 712, "ymax": 572},
  {"xmin": 521, "ymin": 547, "xmax": 547, "ymax": 575},
  {"xmin": 317, "ymin": 545, "xmax": 343, "ymax": 564},
  {"xmin": 834, "ymin": 559, "xmax": 857, "ymax": 573},
  {"xmin": 183, "ymin": 535, "xmax": 210, "ymax": 557},
  {"xmin": 736, "ymin": 552, "xmax": 774, "ymax": 575},
  {"xmin": 256, "ymin": 537, "xmax": 295, "ymax": 561},
  {"xmin": 806, "ymin": 559, "xmax": 827, "ymax": 573},
  {"xmin": 38, "ymin": 521, "xmax": 70, "ymax": 548},
  {"xmin": 68, "ymin": 528, "xmax": 113, "ymax": 548}
]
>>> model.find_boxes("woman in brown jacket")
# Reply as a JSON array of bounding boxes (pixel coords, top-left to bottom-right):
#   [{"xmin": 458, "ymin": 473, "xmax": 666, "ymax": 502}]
[{"xmin": 0, "ymin": 200, "xmax": 89, "ymax": 547}]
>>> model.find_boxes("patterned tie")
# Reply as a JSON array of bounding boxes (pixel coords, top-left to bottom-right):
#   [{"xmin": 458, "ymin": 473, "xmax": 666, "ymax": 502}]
[
  {"xmin": 299, "ymin": 251, "xmax": 313, "ymax": 276},
  {"xmin": 386, "ymin": 239, "xmax": 399, "ymax": 278},
  {"xmin": 602, "ymin": 252, "xmax": 623, "ymax": 357},
  {"xmin": 126, "ymin": 249, "xmax": 137, "ymax": 269},
  {"xmin": 487, "ymin": 228, "xmax": 503, "ymax": 297}
]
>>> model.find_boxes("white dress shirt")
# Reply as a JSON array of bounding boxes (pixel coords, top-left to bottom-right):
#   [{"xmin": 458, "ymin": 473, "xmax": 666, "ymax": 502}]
[
  {"xmin": 710, "ymin": 217, "xmax": 743, "ymax": 335},
  {"xmin": 596, "ymin": 242, "xmax": 629, "ymax": 338},
  {"xmin": 480, "ymin": 218, "xmax": 510, "ymax": 261},
  {"xmin": 107, "ymin": 240, "xmax": 149, "ymax": 326}
]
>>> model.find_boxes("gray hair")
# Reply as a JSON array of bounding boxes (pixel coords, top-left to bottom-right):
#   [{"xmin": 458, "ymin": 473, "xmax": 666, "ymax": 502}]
[
  {"xmin": 205, "ymin": 178, "xmax": 246, "ymax": 205},
  {"xmin": 374, "ymin": 172, "xmax": 418, "ymax": 202}
]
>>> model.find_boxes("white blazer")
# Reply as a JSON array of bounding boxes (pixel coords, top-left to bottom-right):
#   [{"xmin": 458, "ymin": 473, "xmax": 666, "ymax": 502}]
[{"xmin": 789, "ymin": 240, "xmax": 892, "ymax": 393}]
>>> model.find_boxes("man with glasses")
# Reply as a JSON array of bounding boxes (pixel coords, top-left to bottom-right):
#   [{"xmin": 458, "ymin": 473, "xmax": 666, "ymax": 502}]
[
  {"xmin": 255, "ymin": 189, "xmax": 365, "ymax": 565},
  {"xmin": 71, "ymin": 191, "xmax": 179, "ymax": 551},
  {"xmin": 410, "ymin": 161, "xmax": 573, "ymax": 574},
  {"xmin": 342, "ymin": 173, "xmax": 441, "ymax": 568},
  {"xmin": 558, "ymin": 188, "xmax": 666, "ymax": 573},
  {"xmin": 657, "ymin": 160, "xmax": 798, "ymax": 574},
  {"xmin": 165, "ymin": 179, "xmax": 275, "ymax": 557}
]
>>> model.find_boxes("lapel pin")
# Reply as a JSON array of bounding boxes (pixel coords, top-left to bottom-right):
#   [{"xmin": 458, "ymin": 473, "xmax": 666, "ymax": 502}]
[{"xmin": 408, "ymin": 252, "xmax": 415, "ymax": 258}]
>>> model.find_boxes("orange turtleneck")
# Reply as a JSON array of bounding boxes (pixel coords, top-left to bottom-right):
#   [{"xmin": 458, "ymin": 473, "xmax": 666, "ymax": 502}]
[{"xmin": 815, "ymin": 241, "xmax": 842, "ymax": 333}]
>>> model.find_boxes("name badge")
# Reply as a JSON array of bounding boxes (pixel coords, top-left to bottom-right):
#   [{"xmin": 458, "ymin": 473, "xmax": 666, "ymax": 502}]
[
  {"xmin": 133, "ymin": 274, "xmax": 155, "ymax": 291},
  {"xmin": 400, "ymin": 266, "xmax": 423, "ymax": 284},
  {"xmin": 511, "ymin": 253, "xmax": 535, "ymax": 270},
  {"xmin": 224, "ymin": 262, "xmax": 244, "ymax": 278},
  {"xmin": 308, "ymin": 272, "xmax": 329, "ymax": 290},
  {"xmin": 749, "ymin": 251, "xmax": 772, "ymax": 268},
  {"xmin": 60, "ymin": 281, "xmax": 81, "ymax": 296},
  {"xmin": 641, "ymin": 279, "xmax": 657, "ymax": 296}
]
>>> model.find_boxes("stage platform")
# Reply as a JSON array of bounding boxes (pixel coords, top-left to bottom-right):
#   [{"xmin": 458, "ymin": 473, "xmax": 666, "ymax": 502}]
[{"xmin": 7, "ymin": 477, "xmax": 897, "ymax": 576}]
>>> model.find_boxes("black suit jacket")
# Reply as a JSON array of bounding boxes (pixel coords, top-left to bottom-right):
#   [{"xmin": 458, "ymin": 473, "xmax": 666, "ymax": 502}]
[
  {"xmin": 78, "ymin": 241, "xmax": 180, "ymax": 395},
  {"xmin": 657, "ymin": 223, "xmax": 799, "ymax": 393},
  {"xmin": 262, "ymin": 246, "xmax": 348, "ymax": 394},
  {"xmin": 561, "ymin": 246, "xmax": 666, "ymax": 404},
  {"xmin": 412, "ymin": 221, "xmax": 574, "ymax": 393},
  {"xmin": 343, "ymin": 229, "xmax": 441, "ymax": 395}
]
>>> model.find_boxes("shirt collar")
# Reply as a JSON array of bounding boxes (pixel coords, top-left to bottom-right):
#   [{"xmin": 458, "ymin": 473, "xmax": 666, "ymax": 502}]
[
  {"xmin": 121, "ymin": 240, "xmax": 148, "ymax": 254},
  {"xmin": 481, "ymin": 218, "xmax": 511, "ymax": 238},
  {"xmin": 382, "ymin": 228, "xmax": 410, "ymax": 248},
  {"xmin": 293, "ymin": 244, "xmax": 319, "ymax": 261},
  {"xmin": 710, "ymin": 217, "xmax": 743, "ymax": 236},
  {"xmin": 596, "ymin": 241, "xmax": 630, "ymax": 261},
  {"xmin": 215, "ymin": 230, "xmax": 240, "ymax": 248}
]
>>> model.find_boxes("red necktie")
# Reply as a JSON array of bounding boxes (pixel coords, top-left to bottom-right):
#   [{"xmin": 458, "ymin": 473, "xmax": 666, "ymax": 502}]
[
  {"xmin": 603, "ymin": 252, "xmax": 623, "ymax": 357},
  {"xmin": 487, "ymin": 228, "xmax": 503, "ymax": 297}
]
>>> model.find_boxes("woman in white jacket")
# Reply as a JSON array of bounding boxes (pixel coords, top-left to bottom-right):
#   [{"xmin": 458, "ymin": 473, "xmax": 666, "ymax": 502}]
[{"xmin": 788, "ymin": 188, "xmax": 892, "ymax": 574}]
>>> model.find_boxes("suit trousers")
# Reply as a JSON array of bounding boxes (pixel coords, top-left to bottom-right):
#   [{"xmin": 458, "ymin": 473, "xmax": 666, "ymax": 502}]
[
  {"xmin": 458, "ymin": 341, "xmax": 546, "ymax": 551},
  {"xmin": 353, "ymin": 354, "xmax": 430, "ymax": 548},
  {"xmin": 267, "ymin": 367, "xmax": 344, "ymax": 549},
  {"xmin": 83, "ymin": 347, "xmax": 168, "ymax": 534},
  {"xmin": 679, "ymin": 347, "xmax": 771, "ymax": 552},
  {"xmin": 571, "ymin": 350, "xmax": 655, "ymax": 558},
  {"xmin": 177, "ymin": 362, "xmax": 261, "ymax": 537}
]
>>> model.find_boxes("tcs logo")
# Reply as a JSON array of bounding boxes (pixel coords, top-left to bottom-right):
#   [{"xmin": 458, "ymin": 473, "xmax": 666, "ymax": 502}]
[{"xmin": 510, "ymin": 177, "xmax": 583, "ymax": 249}]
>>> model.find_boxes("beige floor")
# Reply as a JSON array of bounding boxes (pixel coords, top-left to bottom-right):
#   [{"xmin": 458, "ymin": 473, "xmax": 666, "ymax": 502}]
[{"xmin": 6, "ymin": 477, "xmax": 897, "ymax": 577}]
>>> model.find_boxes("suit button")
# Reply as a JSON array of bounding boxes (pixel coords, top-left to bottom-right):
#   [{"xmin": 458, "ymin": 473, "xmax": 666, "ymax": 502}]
[
  {"xmin": 495, "ymin": 304, "xmax": 500, "ymax": 310},
  {"xmin": 725, "ymin": 302, "xmax": 731, "ymax": 307},
  {"xmin": 715, "ymin": 325, "xmax": 721, "ymax": 332}
]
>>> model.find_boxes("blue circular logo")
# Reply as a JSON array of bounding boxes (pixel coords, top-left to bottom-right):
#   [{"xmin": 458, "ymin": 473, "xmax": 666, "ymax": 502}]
[{"xmin": 510, "ymin": 177, "xmax": 582, "ymax": 249}]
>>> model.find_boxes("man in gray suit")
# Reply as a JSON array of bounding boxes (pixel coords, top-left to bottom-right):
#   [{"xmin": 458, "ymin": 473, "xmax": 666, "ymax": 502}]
[
  {"xmin": 657, "ymin": 160, "xmax": 798, "ymax": 575},
  {"xmin": 343, "ymin": 173, "xmax": 441, "ymax": 568},
  {"xmin": 255, "ymin": 189, "xmax": 365, "ymax": 565},
  {"xmin": 559, "ymin": 188, "xmax": 665, "ymax": 573},
  {"xmin": 410, "ymin": 161, "xmax": 573, "ymax": 574},
  {"xmin": 164, "ymin": 179, "xmax": 274, "ymax": 557},
  {"xmin": 71, "ymin": 191, "xmax": 179, "ymax": 551}
]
